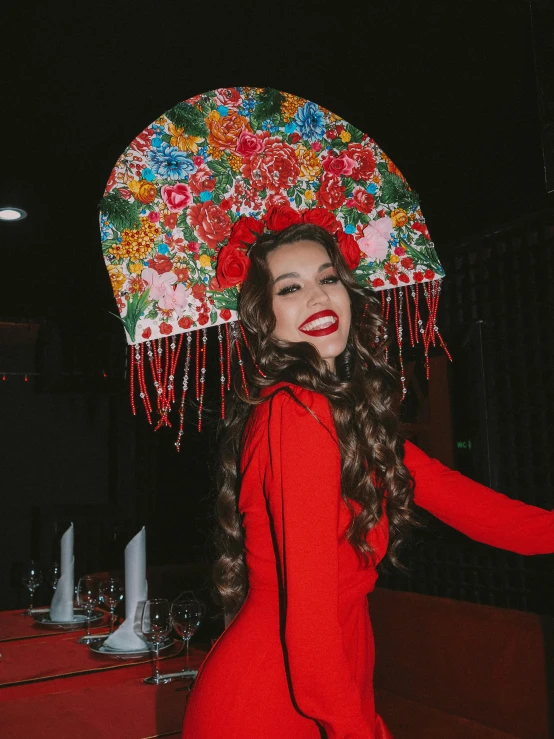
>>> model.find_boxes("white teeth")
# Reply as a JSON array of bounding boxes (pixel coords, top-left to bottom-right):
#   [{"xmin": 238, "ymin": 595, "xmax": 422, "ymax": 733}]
[{"xmin": 301, "ymin": 316, "xmax": 337, "ymax": 331}]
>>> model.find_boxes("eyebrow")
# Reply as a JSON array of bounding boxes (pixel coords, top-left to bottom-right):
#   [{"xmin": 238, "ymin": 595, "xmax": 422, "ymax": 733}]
[{"xmin": 273, "ymin": 262, "xmax": 333, "ymax": 285}]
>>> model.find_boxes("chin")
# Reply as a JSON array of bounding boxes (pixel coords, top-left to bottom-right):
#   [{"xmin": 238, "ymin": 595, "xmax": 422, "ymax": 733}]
[{"xmin": 309, "ymin": 336, "xmax": 348, "ymax": 363}]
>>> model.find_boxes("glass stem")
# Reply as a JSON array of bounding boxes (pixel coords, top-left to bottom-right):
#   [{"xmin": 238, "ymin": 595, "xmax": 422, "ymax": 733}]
[
  {"xmin": 85, "ymin": 612, "xmax": 91, "ymax": 637},
  {"xmin": 110, "ymin": 608, "xmax": 115, "ymax": 633},
  {"xmin": 153, "ymin": 640, "xmax": 161, "ymax": 681},
  {"xmin": 29, "ymin": 589, "xmax": 34, "ymax": 612}
]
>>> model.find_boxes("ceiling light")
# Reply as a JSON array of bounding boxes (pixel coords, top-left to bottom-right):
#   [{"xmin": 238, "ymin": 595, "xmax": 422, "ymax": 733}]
[{"xmin": 0, "ymin": 207, "xmax": 27, "ymax": 221}]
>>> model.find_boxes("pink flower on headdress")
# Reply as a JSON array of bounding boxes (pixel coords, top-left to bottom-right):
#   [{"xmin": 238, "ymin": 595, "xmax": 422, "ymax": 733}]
[
  {"xmin": 141, "ymin": 268, "xmax": 176, "ymax": 301},
  {"xmin": 241, "ymin": 138, "xmax": 300, "ymax": 192},
  {"xmin": 188, "ymin": 201, "xmax": 232, "ymax": 249},
  {"xmin": 188, "ymin": 165, "xmax": 216, "ymax": 197},
  {"xmin": 158, "ymin": 284, "xmax": 195, "ymax": 312},
  {"xmin": 161, "ymin": 184, "xmax": 193, "ymax": 212},
  {"xmin": 358, "ymin": 217, "xmax": 394, "ymax": 261},
  {"xmin": 322, "ymin": 151, "xmax": 356, "ymax": 176}
]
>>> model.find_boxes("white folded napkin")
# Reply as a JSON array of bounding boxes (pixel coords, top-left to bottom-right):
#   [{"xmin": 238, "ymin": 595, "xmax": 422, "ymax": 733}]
[
  {"xmin": 50, "ymin": 523, "xmax": 75, "ymax": 622},
  {"xmin": 102, "ymin": 527, "xmax": 149, "ymax": 651}
]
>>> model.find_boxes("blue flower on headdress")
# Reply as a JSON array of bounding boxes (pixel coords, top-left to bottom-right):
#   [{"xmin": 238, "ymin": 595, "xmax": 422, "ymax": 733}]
[
  {"xmin": 148, "ymin": 144, "xmax": 197, "ymax": 180},
  {"xmin": 294, "ymin": 102, "xmax": 325, "ymax": 143}
]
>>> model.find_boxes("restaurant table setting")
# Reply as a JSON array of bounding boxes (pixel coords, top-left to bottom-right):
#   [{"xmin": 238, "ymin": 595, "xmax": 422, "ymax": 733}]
[{"xmin": 0, "ymin": 523, "xmax": 210, "ymax": 738}]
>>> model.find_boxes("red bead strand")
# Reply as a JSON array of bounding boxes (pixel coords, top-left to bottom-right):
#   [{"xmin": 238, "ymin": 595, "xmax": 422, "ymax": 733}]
[
  {"xmin": 176, "ymin": 334, "xmax": 192, "ymax": 452},
  {"xmin": 197, "ymin": 329, "xmax": 208, "ymax": 432},
  {"xmin": 129, "ymin": 345, "xmax": 136, "ymax": 416},
  {"xmin": 218, "ymin": 326, "xmax": 225, "ymax": 419}
]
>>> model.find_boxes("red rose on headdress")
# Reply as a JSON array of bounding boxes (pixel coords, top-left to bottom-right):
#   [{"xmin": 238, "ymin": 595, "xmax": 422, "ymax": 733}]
[
  {"xmin": 388, "ymin": 276, "xmax": 398, "ymax": 286},
  {"xmin": 337, "ymin": 232, "xmax": 361, "ymax": 270},
  {"xmin": 266, "ymin": 192, "xmax": 291, "ymax": 208},
  {"xmin": 236, "ymin": 131, "xmax": 268, "ymax": 157},
  {"xmin": 424, "ymin": 269, "xmax": 435, "ymax": 280},
  {"xmin": 142, "ymin": 327, "xmax": 152, "ymax": 339},
  {"xmin": 161, "ymin": 184, "xmax": 193, "ymax": 212},
  {"xmin": 178, "ymin": 316, "xmax": 194, "ymax": 330},
  {"xmin": 350, "ymin": 188, "xmax": 375, "ymax": 215},
  {"xmin": 188, "ymin": 165, "xmax": 216, "ymax": 197},
  {"xmin": 188, "ymin": 202, "xmax": 232, "ymax": 249},
  {"xmin": 302, "ymin": 208, "xmax": 341, "ymax": 234},
  {"xmin": 216, "ymin": 245, "xmax": 251, "ymax": 289},
  {"xmin": 347, "ymin": 143, "xmax": 377, "ymax": 181},
  {"xmin": 230, "ymin": 216, "xmax": 264, "ymax": 246},
  {"xmin": 207, "ymin": 110, "xmax": 251, "ymax": 151},
  {"xmin": 159, "ymin": 322, "xmax": 173, "ymax": 335},
  {"xmin": 265, "ymin": 204, "xmax": 302, "ymax": 231},
  {"xmin": 191, "ymin": 283, "xmax": 206, "ymax": 299},
  {"xmin": 147, "ymin": 255, "xmax": 173, "ymax": 275},
  {"xmin": 214, "ymin": 88, "xmax": 243, "ymax": 109},
  {"xmin": 316, "ymin": 175, "xmax": 346, "ymax": 210},
  {"xmin": 220, "ymin": 309, "xmax": 232, "ymax": 320},
  {"xmin": 372, "ymin": 278, "xmax": 385, "ymax": 288},
  {"xmin": 198, "ymin": 313, "xmax": 210, "ymax": 326},
  {"xmin": 242, "ymin": 138, "xmax": 300, "ymax": 192},
  {"xmin": 412, "ymin": 221, "xmax": 431, "ymax": 240},
  {"xmin": 400, "ymin": 257, "xmax": 414, "ymax": 270},
  {"xmin": 322, "ymin": 151, "xmax": 356, "ymax": 177},
  {"xmin": 398, "ymin": 273, "xmax": 410, "ymax": 283},
  {"xmin": 413, "ymin": 272, "xmax": 424, "ymax": 282}
]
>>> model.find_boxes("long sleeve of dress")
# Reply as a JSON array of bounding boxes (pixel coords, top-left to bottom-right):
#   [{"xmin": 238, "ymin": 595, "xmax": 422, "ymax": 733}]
[
  {"xmin": 404, "ymin": 440, "xmax": 554, "ymax": 554},
  {"xmin": 264, "ymin": 387, "xmax": 374, "ymax": 739}
]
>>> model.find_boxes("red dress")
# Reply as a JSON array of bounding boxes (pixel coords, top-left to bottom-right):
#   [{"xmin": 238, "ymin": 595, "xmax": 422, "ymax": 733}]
[{"xmin": 182, "ymin": 383, "xmax": 554, "ymax": 739}]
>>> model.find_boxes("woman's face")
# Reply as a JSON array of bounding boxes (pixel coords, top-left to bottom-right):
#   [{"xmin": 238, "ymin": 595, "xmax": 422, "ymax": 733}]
[{"xmin": 267, "ymin": 240, "xmax": 351, "ymax": 372}]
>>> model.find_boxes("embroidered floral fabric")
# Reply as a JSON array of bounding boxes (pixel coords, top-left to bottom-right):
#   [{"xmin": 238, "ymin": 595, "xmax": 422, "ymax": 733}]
[{"xmin": 100, "ymin": 87, "xmax": 444, "ymax": 344}]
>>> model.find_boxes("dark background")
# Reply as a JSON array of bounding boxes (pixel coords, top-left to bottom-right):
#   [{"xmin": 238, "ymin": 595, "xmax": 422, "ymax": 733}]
[{"xmin": 0, "ymin": 0, "xmax": 552, "ymax": 614}]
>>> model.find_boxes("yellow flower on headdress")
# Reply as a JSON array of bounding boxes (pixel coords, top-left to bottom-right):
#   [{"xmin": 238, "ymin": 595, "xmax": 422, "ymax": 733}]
[
  {"xmin": 168, "ymin": 123, "xmax": 203, "ymax": 154},
  {"xmin": 295, "ymin": 144, "xmax": 322, "ymax": 181},
  {"xmin": 110, "ymin": 217, "xmax": 161, "ymax": 261},
  {"xmin": 391, "ymin": 208, "xmax": 409, "ymax": 228},
  {"xmin": 107, "ymin": 265, "xmax": 126, "ymax": 292},
  {"xmin": 389, "ymin": 254, "xmax": 400, "ymax": 264},
  {"xmin": 199, "ymin": 254, "xmax": 212, "ymax": 268},
  {"xmin": 281, "ymin": 92, "xmax": 303, "ymax": 122},
  {"xmin": 339, "ymin": 130, "xmax": 351, "ymax": 143},
  {"xmin": 304, "ymin": 190, "xmax": 314, "ymax": 201},
  {"xmin": 128, "ymin": 261, "xmax": 143, "ymax": 274}
]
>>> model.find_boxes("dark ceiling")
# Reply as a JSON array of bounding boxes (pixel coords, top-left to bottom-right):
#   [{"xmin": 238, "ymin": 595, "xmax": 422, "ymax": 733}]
[{"xmin": 0, "ymin": 0, "xmax": 549, "ymax": 351}]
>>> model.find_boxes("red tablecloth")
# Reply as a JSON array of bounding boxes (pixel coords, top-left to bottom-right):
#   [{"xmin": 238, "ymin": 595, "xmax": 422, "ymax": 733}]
[{"xmin": 0, "ymin": 610, "xmax": 207, "ymax": 738}]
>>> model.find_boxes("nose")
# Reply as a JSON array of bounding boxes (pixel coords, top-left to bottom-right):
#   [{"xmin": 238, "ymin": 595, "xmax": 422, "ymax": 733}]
[{"xmin": 307, "ymin": 282, "xmax": 331, "ymax": 307}]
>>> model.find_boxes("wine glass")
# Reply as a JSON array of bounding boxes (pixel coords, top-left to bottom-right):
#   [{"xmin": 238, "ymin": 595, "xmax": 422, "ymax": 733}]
[
  {"xmin": 171, "ymin": 594, "xmax": 205, "ymax": 666},
  {"xmin": 46, "ymin": 562, "xmax": 60, "ymax": 592},
  {"xmin": 76, "ymin": 576, "xmax": 100, "ymax": 642},
  {"xmin": 100, "ymin": 577, "xmax": 124, "ymax": 633},
  {"xmin": 141, "ymin": 598, "xmax": 172, "ymax": 685},
  {"xmin": 21, "ymin": 561, "xmax": 43, "ymax": 615}
]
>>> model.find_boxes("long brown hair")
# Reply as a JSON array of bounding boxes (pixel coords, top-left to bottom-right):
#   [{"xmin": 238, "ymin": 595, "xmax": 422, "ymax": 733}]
[{"xmin": 213, "ymin": 223, "xmax": 415, "ymax": 612}]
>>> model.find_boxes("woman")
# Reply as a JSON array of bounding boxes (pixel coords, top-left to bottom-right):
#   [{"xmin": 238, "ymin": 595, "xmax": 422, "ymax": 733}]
[{"xmin": 182, "ymin": 223, "xmax": 554, "ymax": 739}]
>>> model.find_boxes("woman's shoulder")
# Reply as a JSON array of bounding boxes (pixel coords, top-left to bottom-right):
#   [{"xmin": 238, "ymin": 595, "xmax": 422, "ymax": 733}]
[{"xmin": 256, "ymin": 382, "xmax": 334, "ymax": 427}]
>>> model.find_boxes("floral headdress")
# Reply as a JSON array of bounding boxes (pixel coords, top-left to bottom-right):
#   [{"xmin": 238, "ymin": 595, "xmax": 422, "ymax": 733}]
[{"xmin": 100, "ymin": 87, "xmax": 448, "ymax": 448}]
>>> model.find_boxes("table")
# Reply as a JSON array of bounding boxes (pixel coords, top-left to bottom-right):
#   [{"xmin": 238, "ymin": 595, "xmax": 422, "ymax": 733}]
[{"xmin": 0, "ymin": 609, "xmax": 207, "ymax": 738}]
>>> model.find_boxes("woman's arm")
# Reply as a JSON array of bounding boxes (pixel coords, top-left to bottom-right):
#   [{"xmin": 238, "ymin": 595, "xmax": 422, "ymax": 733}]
[
  {"xmin": 404, "ymin": 440, "xmax": 554, "ymax": 554},
  {"xmin": 264, "ymin": 387, "xmax": 373, "ymax": 739}
]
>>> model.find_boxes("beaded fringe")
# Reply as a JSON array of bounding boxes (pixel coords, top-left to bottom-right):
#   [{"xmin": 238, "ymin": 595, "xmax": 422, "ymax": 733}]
[{"xmin": 128, "ymin": 280, "xmax": 450, "ymax": 449}]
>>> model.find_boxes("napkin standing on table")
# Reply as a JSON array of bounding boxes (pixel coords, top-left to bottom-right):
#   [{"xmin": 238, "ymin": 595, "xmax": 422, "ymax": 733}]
[
  {"xmin": 103, "ymin": 526, "xmax": 149, "ymax": 651},
  {"xmin": 50, "ymin": 523, "xmax": 74, "ymax": 622}
]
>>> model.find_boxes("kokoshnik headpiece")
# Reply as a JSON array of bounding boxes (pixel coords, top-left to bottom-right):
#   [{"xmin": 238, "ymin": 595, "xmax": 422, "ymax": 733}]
[{"xmin": 99, "ymin": 87, "xmax": 449, "ymax": 448}]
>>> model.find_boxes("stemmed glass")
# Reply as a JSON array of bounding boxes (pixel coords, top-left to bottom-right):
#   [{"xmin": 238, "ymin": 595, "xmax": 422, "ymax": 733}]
[
  {"xmin": 100, "ymin": 577, "xmax": 124, "ymax": 633},
  {"xmin": 141, "ymin": 599, "xmax": 172, "ymax": 685},
  {"xmin": 76, "ymin": 576, "xmax": 100, "ymax": 643},
  {"xmin": 21, "ymin": 561, "xmax": 43, "ymax": 615},
  {"xmin": 170, "ymin": 593, "xmax": 205, "ymax": 667},
  {"xmin": 46, "ymin": 562, "xmax": 60, "ymax": 592}
]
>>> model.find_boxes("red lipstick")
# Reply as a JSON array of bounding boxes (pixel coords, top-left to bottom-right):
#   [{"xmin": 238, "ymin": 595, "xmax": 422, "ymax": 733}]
[{"xmin": 298, "ymin": 310, "xmax": 339, "ymax": 337}]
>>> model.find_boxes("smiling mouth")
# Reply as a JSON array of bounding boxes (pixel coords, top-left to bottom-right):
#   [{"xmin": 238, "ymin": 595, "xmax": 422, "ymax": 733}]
[{"xmin": 298, "ymin": 310, "xmax": 339, "ymax": 337}]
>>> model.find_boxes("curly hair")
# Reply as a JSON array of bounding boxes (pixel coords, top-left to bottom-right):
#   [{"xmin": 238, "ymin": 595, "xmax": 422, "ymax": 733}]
[{"xmin": 213, "ymin": 223, "xmax": 416, "ymax": 612}]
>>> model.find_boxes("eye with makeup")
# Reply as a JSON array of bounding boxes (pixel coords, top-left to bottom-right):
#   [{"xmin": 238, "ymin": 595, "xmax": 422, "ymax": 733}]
[{"xmin": 276, "ymin": 273, "xmax": 340, "ymax": 296}]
